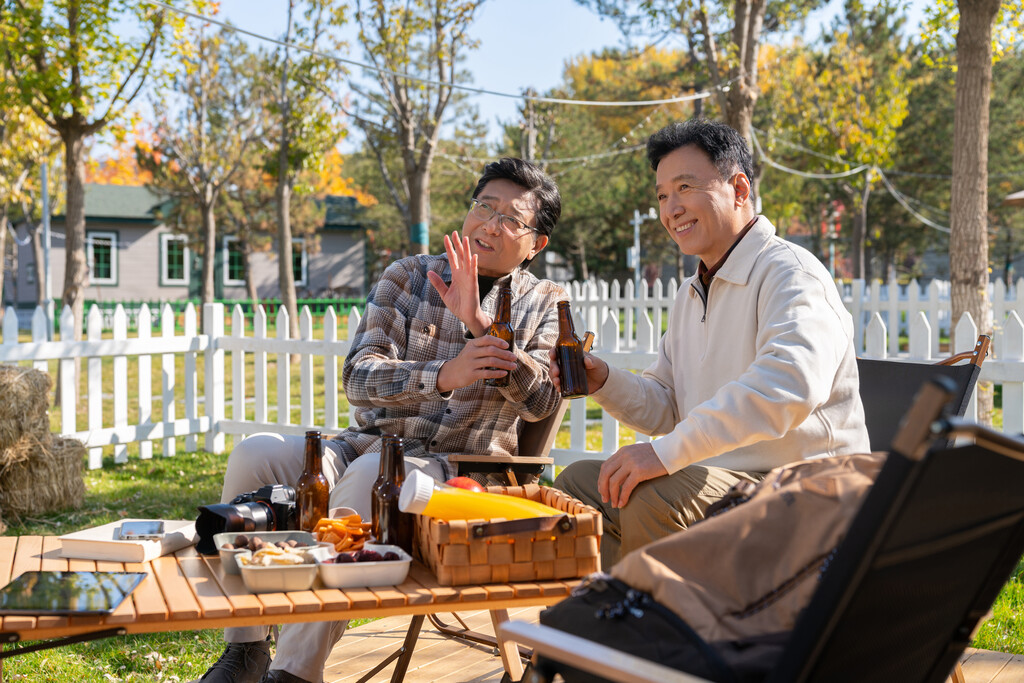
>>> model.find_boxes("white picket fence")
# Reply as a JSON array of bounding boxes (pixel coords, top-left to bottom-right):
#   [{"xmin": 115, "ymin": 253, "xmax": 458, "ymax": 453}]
[{"xmin": 2, "ymin": 276, "xmax": 1022, "ymax": 472}]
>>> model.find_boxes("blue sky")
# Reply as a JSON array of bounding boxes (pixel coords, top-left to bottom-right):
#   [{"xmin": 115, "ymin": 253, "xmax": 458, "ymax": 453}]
[
  {"xmin": 211, "ymin": 0, "xmax": 625, "ymax": 138},
  {"xmin": 208, "ymin": 0, "xmax": 928, "ymax": 147}
]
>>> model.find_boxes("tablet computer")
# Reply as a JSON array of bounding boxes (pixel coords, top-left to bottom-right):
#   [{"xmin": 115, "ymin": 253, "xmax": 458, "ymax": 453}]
[{"xmin": 0, "ymin": 570, "xmax": 148, "ymax": 616}]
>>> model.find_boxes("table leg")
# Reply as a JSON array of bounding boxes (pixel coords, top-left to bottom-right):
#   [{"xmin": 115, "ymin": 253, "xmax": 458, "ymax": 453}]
[
  {"xmin": 490, "ymin": 609, "xmax": 524, "ymax": 682},
  {"xmin": 391, "ymin": 614, "xmax": 425, "ymax": 683}
]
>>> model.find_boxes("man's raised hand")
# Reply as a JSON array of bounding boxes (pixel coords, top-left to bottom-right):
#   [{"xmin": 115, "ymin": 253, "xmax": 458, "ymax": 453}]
[{"xmin": 427, "ymin": 231, "xmax": 490, "ymax": 338}]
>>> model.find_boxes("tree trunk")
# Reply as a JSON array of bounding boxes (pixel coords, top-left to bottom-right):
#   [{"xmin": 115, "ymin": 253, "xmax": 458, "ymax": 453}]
[
  {"xmin": 276, "ymin": 0, "xmax": 299, "ymax": 341},
  {"xmin": 276, "ymin": 174, "xmax": 299, "ymax": 339},
  {"xmin": 200, "ymin": 196, "xmax": 216, "ymax": 304},
  {"xmin": 951, "ymin": 0, "xmax": 1000, "ymax": 425},
  {"xmin": 0, "ymin": 210, "xmax": 7, "ymax": 325},
  {"xmin": 31, "ymin": 223, "xmax": 45, "ymax": 306},
  {"xmin": 62, "ymin": 129, "xmax": 89, "ymax": 343},
  {"xmin": 242, "ymin": 243, "xmax": 259, "ymax": 303},
  {"xmin": 850, "ymin": 212, "xmax": 865, "ymax": 281},
  {"xmin": 409, "ymin": 168, "xmax": 430, "ymax": 256},
  {"xmin": 575, "ymin": 234, "xmax": 588, "ymax": 281}
]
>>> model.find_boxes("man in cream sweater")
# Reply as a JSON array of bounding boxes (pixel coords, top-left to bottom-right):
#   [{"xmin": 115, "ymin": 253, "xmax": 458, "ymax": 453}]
[{"xmin": 552, "ymin": 119, "xmax": 870, "ymax": 568}]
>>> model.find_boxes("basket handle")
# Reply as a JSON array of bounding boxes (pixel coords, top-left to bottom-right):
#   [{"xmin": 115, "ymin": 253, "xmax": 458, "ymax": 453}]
[{"xmin": 470, "ymin": 514, "xmax": 575, "ymax": 538}]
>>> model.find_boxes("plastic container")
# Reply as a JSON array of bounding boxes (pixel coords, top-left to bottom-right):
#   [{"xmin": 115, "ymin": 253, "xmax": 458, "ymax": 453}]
[
  {"xmin": 398, "ymin": 470, "xmax": 563, "ymax": 521},
  {"xmin": 316, "ymin": 543, "xmax": 412, "ymax": 588},
  {"xmin": 214, "ymin": 530, "xmax": 319, "ymax": 575}
]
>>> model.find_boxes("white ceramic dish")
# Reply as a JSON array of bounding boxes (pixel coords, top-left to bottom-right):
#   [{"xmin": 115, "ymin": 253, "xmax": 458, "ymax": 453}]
[
  {"xmin": 316, "ymin": 543, "xmax": 412, "ymax": 589},
  {"xmin": 213, "ymin": 530, "xmax": 319, "ymax": 575}
]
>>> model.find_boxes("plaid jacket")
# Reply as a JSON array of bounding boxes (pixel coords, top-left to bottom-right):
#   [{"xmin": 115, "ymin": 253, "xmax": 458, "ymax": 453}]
[{"xmin": 333, "ymin": 254, "xmax": 566, "ymax": 476}]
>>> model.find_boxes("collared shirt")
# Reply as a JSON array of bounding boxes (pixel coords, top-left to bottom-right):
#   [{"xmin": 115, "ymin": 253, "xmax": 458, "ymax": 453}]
[
  {"xmin": 697, "ymin": 215, "xmax": 761, "ymax": 294},
  {"xmin": 334, "ymin": 254, "xmax": 566, "ymax": 477}
]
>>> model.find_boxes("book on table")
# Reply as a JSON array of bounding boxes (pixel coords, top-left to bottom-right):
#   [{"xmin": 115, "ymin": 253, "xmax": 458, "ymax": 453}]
[{"xmin": 58, "ymin": 519, "xmax": 197, "ymax": 563}]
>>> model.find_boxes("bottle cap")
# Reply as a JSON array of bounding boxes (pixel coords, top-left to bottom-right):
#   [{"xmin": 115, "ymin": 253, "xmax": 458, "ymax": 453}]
[{"xmin": 398, "ymin": 469, "xmax": 434, "ymax": 515}]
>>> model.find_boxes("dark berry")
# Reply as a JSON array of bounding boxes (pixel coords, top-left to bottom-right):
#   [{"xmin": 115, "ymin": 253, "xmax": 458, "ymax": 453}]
[
  {"xmin": 354, "ymin": 549, "xmax": 383, "ymax": 562},
  {"xmin": 334, "ymin": 552, "xmax": 356, "ymax": 563},
  {"xmin": 382, "ymin": 551, "xmax": 400, "ymax": 561}
]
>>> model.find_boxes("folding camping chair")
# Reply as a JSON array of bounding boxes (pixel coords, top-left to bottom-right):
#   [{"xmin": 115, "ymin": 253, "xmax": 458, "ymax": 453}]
[
  {"xmin": 857, "ymin": 334, "xmax": 990, "ymax": 452},
  {"xmin": 500, "ymin": 376, "xmax": 1024, "ymax": 683}
]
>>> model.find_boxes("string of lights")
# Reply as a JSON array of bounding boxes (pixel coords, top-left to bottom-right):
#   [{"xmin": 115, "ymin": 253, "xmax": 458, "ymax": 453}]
[{"xmin": 146, "ymin": 0, "xmax": 730, "ymax": 108}]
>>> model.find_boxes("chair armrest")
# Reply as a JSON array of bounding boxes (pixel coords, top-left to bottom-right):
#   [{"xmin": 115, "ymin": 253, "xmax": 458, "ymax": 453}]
[{"xmin": 497, "ymin": 621, "xmax": 714, "ymax": 683}]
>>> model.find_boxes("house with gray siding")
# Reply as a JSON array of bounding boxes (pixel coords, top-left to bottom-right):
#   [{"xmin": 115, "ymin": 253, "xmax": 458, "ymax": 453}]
[{"xmin": 5, "ymin": 184, "xmax": 367, "ymax": 310}]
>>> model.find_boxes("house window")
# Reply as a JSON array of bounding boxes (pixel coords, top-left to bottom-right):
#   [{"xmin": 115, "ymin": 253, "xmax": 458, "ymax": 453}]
[
  {"xmin": 87, "ymin": 231, "xmax": 117, "ymax": 285},
  {"xmin": 160, "ymin": 234, "xmax": 190, "ymax": 286},
  {"xmin": 223, "ymin": 236, "xmax": 246, "ymax": 286},
  {"xmin": 292, "ymin": 238, "xmax": 307, "ymax": 287}
]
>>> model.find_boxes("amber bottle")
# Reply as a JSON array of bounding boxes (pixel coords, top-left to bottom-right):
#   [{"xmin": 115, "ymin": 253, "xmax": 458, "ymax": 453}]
[
  {"xmin": 484, "ymin": 280, "xmax": 514, "ymax": 387},
  {"xmin": 296, "ymin": 430, "xmax": 330, "ymax": 532},
  {"xmin": 372, "ymin": 435, "xmax": 414, "ymax": 552},
  {"xmin": 555, "ymin": 300, "xmax": 589, "ymax": 399}
]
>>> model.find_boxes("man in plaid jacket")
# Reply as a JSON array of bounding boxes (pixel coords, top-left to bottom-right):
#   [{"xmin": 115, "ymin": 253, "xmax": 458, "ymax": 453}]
[{"xmin": 192, "ymin": 157, "xmax": 566, "ymax": 683}]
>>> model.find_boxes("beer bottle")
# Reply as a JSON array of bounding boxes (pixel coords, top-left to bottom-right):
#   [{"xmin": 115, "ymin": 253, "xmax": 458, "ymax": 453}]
[
  {"xmin": 484, "ymin": 279, "xmax": 514, "ymax": 387},
  {"xmin": 296, "ymin": 430, "xmax": 330, "ymax": 532},
  {"xmin": 555, "ymin": 300, "xmax": 589, "ymax": 399},
  {"xmin": 372, "ymin": 435, "xmax": 414, "ymax": 552}
]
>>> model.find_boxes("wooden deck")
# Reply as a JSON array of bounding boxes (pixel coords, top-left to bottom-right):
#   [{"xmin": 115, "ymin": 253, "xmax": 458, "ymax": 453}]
[{"xmin": 328, "ymin": 608, "xmax": 1024, "ymax": 683}]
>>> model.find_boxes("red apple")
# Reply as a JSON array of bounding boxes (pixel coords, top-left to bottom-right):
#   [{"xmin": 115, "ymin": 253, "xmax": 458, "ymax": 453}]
[{"xmin": 445, "ymin": 476, "xmax": 485, "ymax": 492}]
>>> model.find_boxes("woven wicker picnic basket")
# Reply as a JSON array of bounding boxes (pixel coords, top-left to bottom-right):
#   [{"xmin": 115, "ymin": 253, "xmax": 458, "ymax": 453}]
[{"xmin": 412, "ymin": 483, "xmax": 602, "ymax": 586}]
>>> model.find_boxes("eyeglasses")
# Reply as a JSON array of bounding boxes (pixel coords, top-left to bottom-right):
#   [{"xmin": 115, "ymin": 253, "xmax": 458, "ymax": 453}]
[{"xmin": 469, "ymin": 199, "xmax": 539, "ymax": 238}]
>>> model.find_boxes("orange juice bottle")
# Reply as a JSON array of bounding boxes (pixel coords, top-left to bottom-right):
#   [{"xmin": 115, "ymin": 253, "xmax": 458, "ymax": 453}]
[{"xmin": 398, "ymin": 470, "xmax": 562, "ymax": 521}]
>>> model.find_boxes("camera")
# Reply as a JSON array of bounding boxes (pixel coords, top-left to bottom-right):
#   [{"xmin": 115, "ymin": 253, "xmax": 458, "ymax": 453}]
[{"xmin": 195, "ymin": 484, "xmax": 298, "ymax": 555}]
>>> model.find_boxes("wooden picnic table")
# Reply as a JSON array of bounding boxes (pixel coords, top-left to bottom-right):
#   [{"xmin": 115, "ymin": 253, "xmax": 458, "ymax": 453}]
[{"xmin": 0, "ymin": 535, "xmax": 578, "ymax": 681}]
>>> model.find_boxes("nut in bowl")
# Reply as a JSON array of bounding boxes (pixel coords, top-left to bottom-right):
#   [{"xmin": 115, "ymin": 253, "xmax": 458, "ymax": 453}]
[{"xmin": 317, "ymin": 543, "xmax": 412, "ymax": 589}]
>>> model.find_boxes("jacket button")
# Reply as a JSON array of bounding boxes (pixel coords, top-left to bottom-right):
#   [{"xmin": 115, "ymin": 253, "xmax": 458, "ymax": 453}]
[
  {"xmin": 430, "ymin": 440, "xmax": 437, "ymax": 446},
  {"xmin": 445, "ymin": 408, "xmax": 452, "ymax": 414},
  {"xmin": 422, "ymin": 325, "xmax": 429, "ymax": 332},
  {"xmin": 419, "ymin": 383, "xmax": 425, "ymax": 389}
]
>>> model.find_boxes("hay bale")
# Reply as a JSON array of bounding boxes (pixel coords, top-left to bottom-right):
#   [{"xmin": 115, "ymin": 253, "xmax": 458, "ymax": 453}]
[
  {"xmin": 0, "ymin": 365, "xmax": 53, "ymax": 456},
  {"xmin": 0, "ymin": 435, "xmax": 85, "ymax": 517}
]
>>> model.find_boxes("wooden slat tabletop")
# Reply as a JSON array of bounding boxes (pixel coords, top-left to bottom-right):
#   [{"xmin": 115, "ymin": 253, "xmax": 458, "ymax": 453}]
[{"xmin": 0, "ymin": 536, "xmax": 576, "ymax": 643}]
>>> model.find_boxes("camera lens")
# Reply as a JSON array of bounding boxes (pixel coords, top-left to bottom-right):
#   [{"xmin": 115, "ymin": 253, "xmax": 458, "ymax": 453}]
[{"xmin": 195, "ymin": 501, "xmax": 275, "ymax": 555}]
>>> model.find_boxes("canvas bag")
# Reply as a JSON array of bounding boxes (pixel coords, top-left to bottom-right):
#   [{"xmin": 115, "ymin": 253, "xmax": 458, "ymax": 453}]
[{"xmin": 538, "ymin": 452, "xmax": 885, "ymax": 682}]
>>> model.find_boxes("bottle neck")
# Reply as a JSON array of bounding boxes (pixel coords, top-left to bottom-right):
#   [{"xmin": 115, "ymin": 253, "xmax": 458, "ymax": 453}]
[
  {"xmin": 304, "ymin": 437, "xmax": 322, "ymax": 475},
  {"xmin": 557, "ymin": 303, "xmax": 577, "ymax": 337},
  {"xmin": 380, "ymin": 439, "xmax": 405, "ymax": 484},
  {"xmin": 494, "ymin": 283, "xmax": 512, "ymax": 324}
]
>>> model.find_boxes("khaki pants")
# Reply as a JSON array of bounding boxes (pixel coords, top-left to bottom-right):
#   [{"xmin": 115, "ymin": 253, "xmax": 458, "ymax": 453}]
[
  {"xmin": 218, "ymin": 433, "xmax": 445, "ymax": 683},
  {"xmin": 555, "ymin": 460, "xmax": 765, "ymax": 569}
]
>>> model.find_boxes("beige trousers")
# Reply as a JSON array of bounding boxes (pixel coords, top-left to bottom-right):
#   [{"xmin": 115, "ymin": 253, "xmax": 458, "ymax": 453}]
[
  {"xmin": 555, "ymin": 460, "xmax": 764, "ymax": 569},
  {"xmin": 219, "ymin": 433, "xmax": 444, "ymax": 683}
]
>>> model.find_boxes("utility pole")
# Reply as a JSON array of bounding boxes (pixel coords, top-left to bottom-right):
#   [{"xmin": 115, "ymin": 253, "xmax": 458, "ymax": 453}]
[
  {"xmin": 629, "ymin": 207, "xmax": 658, "ymax": 286},
  {"xmin": 42, "ymin": 162, "xmax": 53, "ymax": 340},
  {"xmin": 521, "ymin": 88, "xmax": 537, "ymax": 162}
]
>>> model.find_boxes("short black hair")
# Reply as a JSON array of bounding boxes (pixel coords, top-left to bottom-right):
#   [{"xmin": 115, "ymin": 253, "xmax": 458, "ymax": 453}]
[
  {"xmin": 646, "ymin": 118, "xmax": 755, "ymax": 188},
  {"xmin": 472, "ymin": 157, "xmax": 561, "ymax": 239}
]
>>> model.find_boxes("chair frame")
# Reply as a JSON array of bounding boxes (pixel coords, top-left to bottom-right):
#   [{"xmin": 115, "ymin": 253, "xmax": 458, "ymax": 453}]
[
  {"xmin": 501, "ymin": 377, "xmax": 1024, "ymax": 683},
  {"xmin": 857, "ymin": 334, "xmax": 990, "ymax": 453}
]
